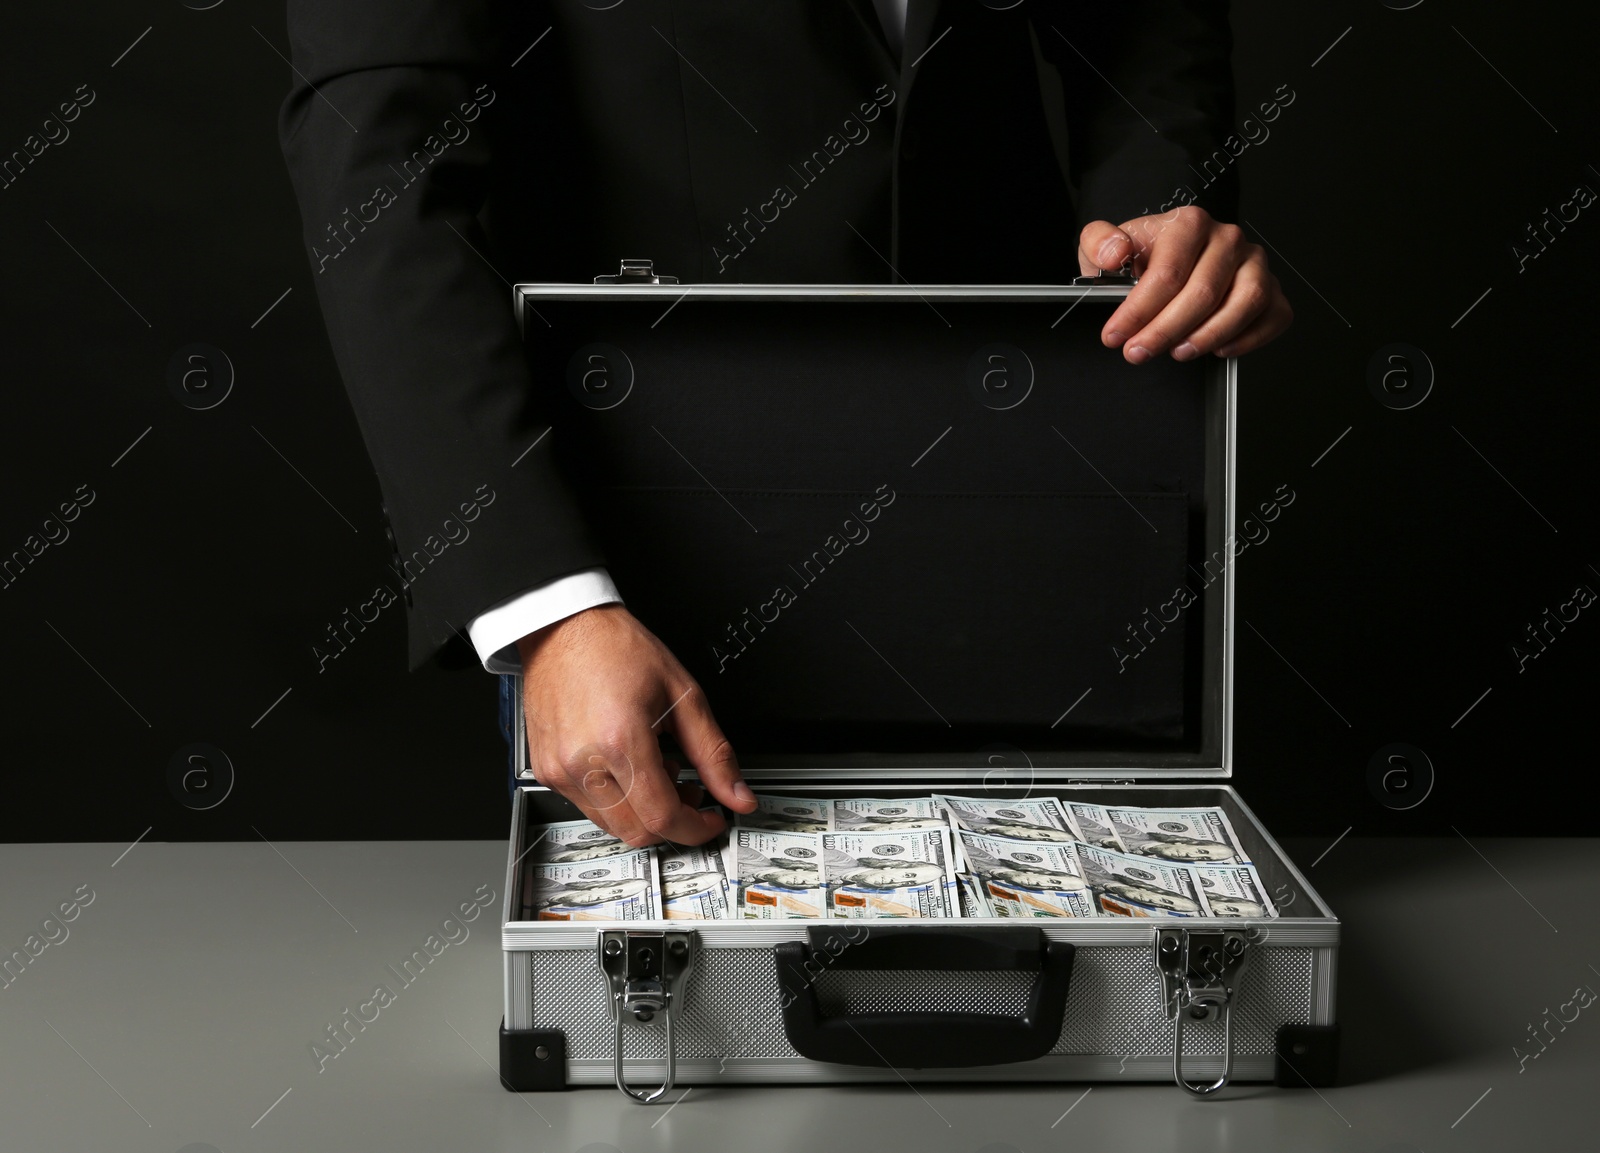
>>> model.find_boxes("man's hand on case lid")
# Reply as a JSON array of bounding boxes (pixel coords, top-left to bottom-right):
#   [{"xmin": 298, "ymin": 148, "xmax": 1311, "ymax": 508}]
[
  {"xmin": 518, "ymin": 604, "xmax": 758, "ymax": 847},
  {"xmin": 1078, "ymin": 205, "xmax": 1294, "ymax": 365}
]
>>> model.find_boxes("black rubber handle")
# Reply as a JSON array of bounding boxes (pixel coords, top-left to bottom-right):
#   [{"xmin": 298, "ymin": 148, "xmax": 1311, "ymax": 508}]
[{"xmin": 775, "ymin": 926, "xmax": 1075, "ymax": 1068}]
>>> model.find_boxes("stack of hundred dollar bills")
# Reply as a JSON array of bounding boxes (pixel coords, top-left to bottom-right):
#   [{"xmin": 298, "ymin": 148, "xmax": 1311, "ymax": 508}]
[{"xmin": 522, "ymin": 793, "xmax": 1277, "ymax": 921}]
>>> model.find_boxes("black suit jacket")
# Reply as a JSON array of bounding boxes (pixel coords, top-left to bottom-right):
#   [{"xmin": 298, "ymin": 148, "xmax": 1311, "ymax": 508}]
[{"xmin": 278, "ymin": 0, "xmax": 1237, "ymax": 669}]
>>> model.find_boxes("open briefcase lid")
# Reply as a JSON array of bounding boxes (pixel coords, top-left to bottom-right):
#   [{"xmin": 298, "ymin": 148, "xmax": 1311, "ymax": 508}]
[{"xmin": 511, "ymin": 270, "xmax": 1238, "ymax": 783}]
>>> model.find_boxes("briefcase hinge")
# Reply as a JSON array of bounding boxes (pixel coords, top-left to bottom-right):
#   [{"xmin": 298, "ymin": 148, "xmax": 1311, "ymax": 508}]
[
  {"xmin": 594, "ymin": 259, "xmax": 680, "ymax": 285},
  {"xmin": 598, "ymin": 929, "xmax": 696, "ymax": 1104},
  {"xmin": 1155, "ymin": 927, "xmax": 1251, "ymax": 1098}
]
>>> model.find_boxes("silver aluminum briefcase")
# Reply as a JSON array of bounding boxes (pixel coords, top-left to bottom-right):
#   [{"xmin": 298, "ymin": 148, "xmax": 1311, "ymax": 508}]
[{"xmin": 497, "ymin": 266, "xmax": 1340, "ymax": 1100}]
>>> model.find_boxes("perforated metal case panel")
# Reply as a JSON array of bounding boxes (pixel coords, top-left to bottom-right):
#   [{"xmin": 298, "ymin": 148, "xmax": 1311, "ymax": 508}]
[{"xmin": 524, "ymin": 945, "xmax": 1314, "ymax": 1064}]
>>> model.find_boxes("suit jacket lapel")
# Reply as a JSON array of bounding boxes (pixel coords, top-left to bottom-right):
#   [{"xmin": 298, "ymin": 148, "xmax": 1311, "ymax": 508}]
[
  {"xmin": 888, "ymin": 0, "xmax": 942, "ymax": 276},
  {"xmin": 899, "ymin": 0, "xmax": 945, "ymax": 92},
  {"xmin": 843, "ymin": 0, "xmax": 898, "ymax": 69}
]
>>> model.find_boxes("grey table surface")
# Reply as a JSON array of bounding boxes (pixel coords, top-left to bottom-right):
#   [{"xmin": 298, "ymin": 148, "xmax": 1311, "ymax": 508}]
[{"xmin": 1, "ymin": 834, "xmax": 1594, "ymax": 1153}]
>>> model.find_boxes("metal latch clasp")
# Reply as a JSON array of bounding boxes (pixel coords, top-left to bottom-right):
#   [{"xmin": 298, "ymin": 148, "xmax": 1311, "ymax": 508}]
[
  {"xmin": 598, "ymin": 930, "xmax": 696, "ymax": 1104},
  {"xmin": 593, "ymin": 259, "xmax": 679, "ymax": 285},
  {"xmin": 1155, "ymin": 928, "xmax": 1251, "ymax": 1097}
]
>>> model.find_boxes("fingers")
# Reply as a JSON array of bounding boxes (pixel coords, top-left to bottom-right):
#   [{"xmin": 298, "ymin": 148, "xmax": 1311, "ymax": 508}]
[
  {"xmin": 518, "ymin": 605, "xmax": 740, "ymax": 847},
  {"xmin": 563, "ymin": 747, "xmax": 643, "ymax": 839},
  {"xmin": 1097, "ymin": 208, "xmax": 1294, "ymax": 363},
  {"xmin": 1100, "ymin": 208, "xmax": 1211, "ymax": 360},
  {"xmin": 1211, "ymin": 285, "xmax": 1293, "ymax": 358},
  {"xmin": 607, "ymin": 733, "xmax": 731, "ymax": 846},
  {"xmin": 533, "ymin": 743, "xmax": 643, "ymax": 842},
  {"xmin": 1124, "ymin": 225, "xmax": 1251, "ymax": 362},
  {"xmin": 540, "ymin": 741, "xmax": 727, "ymax": 848},
  {"xmin": 660, "ymin": 682, "xmax": 757, "ymax": 814},
  {"xmin": 1077, "ymin": 220, "xmax": 1135, "ymax": 277},
  {"xmin": 1163, "ymin": 245, "xmax": 1290, "ymax": 360},
  {"xmin": 1185, "ymin": 257, "xmax": 1289, "ymax": 359}
]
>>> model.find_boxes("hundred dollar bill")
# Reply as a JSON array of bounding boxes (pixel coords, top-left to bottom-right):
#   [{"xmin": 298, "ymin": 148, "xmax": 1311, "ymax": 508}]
[
  {"xmin": 1062, "ymin": 802, "xmax": 1126, "ymax": 851},
  {"xmin": 659, "ymin": 844, "xmax": 731, "ymax": 920},
  {"xmin": 956, "ymin": 873, "xmax": 993, "ymax": 918},
  {"xmin": 934, "ymin": 794, "xmax": 1079, "ymax": 843},
  {"xmin": 958, "ymin": 832, "xmax": 1098, "ymax": 918},
  {"xmin": 524, "ymin": 846, "xmax": 660, "ymax": 921},
  {"xmin": 523, "ymin": 817, "xmax": 637, "ymax": 863},
  {"xmin": 733, "ymin": 828, "xmax": 826, "ymax": 919},
  {"xmin": 735, "ymin": 794, "xmax": 832, "ymax": 833},
  {"xmin": 1192, "ymin": 863, "xmax": 1277, "ymax": 918},
  {"xmin": 1076, "ymin": 842, "xmax": 1207, "ymax": 917},
  {"xmin": 834, "ymin": 797, "xmax": 951, "ymax": 832},
  {"xmin": 1107, "ymin": 806, "xmax": 1252, "ymax": 864},
  {"xmin": 822, "ymin": 828, "xmax": 958, "ymax": 918}
]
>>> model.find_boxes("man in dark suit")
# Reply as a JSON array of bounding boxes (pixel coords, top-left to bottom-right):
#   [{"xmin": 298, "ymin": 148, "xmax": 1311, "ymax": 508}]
[{"xmin": 278, "ymin": 1, "xmax": 1290, "ymax": 849}]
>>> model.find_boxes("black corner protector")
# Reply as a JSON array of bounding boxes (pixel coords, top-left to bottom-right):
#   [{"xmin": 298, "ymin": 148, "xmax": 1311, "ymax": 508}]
[
  {"xmin": 500, "ymin": 1021, "xmax": 569, "ymax": 1092},
  {"xmin": 1275, "ymin": 1023, "xmax": 1340, "ymax": 1088}
]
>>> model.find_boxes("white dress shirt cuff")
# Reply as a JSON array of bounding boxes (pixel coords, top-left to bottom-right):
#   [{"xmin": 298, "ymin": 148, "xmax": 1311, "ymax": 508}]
[{"xmin": 466, "ymin": 567, "xmax": 623, "ymax": 675}]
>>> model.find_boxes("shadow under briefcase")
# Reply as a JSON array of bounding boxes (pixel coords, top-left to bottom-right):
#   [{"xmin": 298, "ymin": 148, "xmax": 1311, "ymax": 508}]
[{"xmin": 497, "ymin": 262, "xmax": 1339, "ymax": 1100}]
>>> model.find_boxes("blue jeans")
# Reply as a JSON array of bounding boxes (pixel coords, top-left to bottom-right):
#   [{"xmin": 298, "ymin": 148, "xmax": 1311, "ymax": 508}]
[{"xmin": 499, "ymin": 673, "xmax": 518, "ymax": 801}]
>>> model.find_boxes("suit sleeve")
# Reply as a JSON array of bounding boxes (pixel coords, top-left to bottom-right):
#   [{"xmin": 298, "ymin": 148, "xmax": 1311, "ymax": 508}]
[
  {"xmin": 1038, "ymin": 1, "xmax": 1239, "ymax": 230},
  {"xmin": 277, "ymin": 0, "xmax": 605, "ymax": 669}
]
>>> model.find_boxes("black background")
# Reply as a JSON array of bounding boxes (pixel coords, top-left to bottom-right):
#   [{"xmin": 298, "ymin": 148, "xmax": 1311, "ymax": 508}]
[{"xmin": 2, "ymin": 0, "xmax": 1596, "ymax": 843}]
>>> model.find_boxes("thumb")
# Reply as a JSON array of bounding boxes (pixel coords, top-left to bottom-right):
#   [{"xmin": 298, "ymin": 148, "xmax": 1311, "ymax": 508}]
[
  {"xmin": 1078, "ymin": 220, "xmax": 1134, "ymax": 277},
  {"xmin": 662, "ymin": 683, "xmax": 756, "ymax": 812}
]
